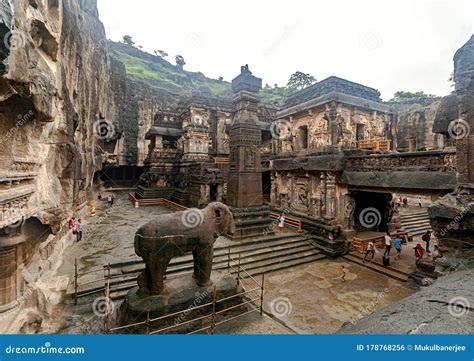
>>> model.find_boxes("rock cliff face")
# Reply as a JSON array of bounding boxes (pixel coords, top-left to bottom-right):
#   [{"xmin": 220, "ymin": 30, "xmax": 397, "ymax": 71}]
[
  {"xmin": 0, "ymin": 0, "xmax": 116, "ymax": 316},
  {"xmin": 392, "ymin": 100, "xmax": 446, "ymax": 152},
  {"xmin": 429, "ymin": 35, "xmax": 474, "ymax": 258}
]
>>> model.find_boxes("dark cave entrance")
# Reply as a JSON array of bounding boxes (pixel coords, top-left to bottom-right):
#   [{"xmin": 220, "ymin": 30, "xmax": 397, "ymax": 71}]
[
  {"xmin": 210, "ymin": 184, "xmax": 218, "ymax": 202},
  {"xmin": 94, "ymin": 166, "xmax": 144, "ymax": 188},
  {"xmin": 352, "ymin": 191, "xmax": 392, "ymax": 233},
  {"xmin": 262, "ymin": 171, "xmax": 271, "ymax": 203}
]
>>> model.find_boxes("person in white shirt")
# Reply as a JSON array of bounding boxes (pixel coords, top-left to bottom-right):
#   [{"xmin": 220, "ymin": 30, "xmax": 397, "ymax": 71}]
[
  {"xmin": 278, "ymin": 214, "xmax": 285, "ymax": 232},
  {"xmin": 383, "ymin": 232, "xmax": 392, "ymax": 257}
]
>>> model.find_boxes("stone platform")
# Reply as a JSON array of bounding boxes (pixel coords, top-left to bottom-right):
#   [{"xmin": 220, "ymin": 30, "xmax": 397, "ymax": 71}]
[
  {"xmin": 119, "ymin": 272, "xmax": 244, "ymax": 333},
  {"xmin": 229, "ymin": 206, "xmax": 273, "ymax": 240}
]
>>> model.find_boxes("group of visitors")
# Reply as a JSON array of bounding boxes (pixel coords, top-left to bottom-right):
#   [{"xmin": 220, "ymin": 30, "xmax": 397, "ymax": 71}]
[
  {"xmin": 397, "ymin": 196, "xmax": 423, "ymax": 208},
  {"xmin": 66, "ymin": 193, "xmax": 116, "ymax": 243},
  {"xmin": 362, "ymin": 230, "xmax": 434, "ymax": 266},
  {"xmin": 68, "ymin": 217, "xmax": 83, "ymax": 242}
]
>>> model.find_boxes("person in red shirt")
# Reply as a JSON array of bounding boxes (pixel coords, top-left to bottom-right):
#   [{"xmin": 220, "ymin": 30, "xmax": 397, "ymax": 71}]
[{"xmin": 68, "ymin": 217, "xmax": 76, "ymax": 232}]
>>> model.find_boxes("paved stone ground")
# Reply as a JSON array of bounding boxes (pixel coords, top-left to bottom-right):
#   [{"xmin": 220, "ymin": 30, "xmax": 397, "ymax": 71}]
[
  {"xmin": 339, "ymin": 268, "xmax": 474, "ymax": 334},
  {"xmin": 215, "ymin": 260, "xmax": 413, "ymax": 334},
  {"xmin": 50, "ymin": 193, "xmax": 415, "ymax": 334},
  {"xmin": 57, "ymin": 192, "xmax": 172, "ymax": 288}
]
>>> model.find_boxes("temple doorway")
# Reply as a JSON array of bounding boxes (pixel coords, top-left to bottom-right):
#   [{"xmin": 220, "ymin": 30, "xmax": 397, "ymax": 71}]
[
  {"xmin": 210, "ymin": 184, "xmax": 218, "ymax": 202},
  {"xmin": 262, "ymin": 171, "xmax": 271, "ymax": 203},
  {"xmin": 352, "ymin": 191, "xmax": 392, "ymax": 232}
]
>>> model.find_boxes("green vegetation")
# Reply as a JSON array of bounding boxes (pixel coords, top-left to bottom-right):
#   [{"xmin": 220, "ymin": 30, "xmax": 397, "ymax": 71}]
[
  {"xmin": 110, "ymin": 43, "xmax": 316, "ymax": 103},
  {"xmin": 390, "ymin": 91, "xmax": 440, "ymax": 104},
  {"xmin": 110, "ymin": 42, "xmax": 232, "ymax": 97},
  {"xmin": 286, "ymin": 71, "xmax": 317, "ymax": 94},
  {"xmin": 121, "ymin": 35, "xmax": 135, "ymax": 46}
]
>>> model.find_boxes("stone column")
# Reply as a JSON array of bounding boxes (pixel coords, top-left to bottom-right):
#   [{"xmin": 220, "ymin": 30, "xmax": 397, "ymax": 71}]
[{"xmin": 226, "ymin": 66, "xmax": 263, "ymax": 207}]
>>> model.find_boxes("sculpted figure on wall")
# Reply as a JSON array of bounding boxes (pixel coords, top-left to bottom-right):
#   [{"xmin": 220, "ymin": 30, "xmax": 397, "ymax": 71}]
[{"xmin": 344, "ymin": 194, "xmax": 356, "ymax": 229}]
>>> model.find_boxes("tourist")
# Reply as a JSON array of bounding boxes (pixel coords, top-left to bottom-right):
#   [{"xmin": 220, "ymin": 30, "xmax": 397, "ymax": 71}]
[
  {"xmin": 107, "ymin": 194, "xmax": 113, "ymax": 207},
  {"xmin": 383, "ymin": 231, "xmax": 392, "ymax": 257},
  {"xmin": 340, "ymin": 265, "xmax": 347, "ymax": 282},
  {"xmin": 414, "ymin": 243, "xmax": 424, "ymax": 264},
  {"xmin": 76, "ymin": 219, "xmax": 83, "ymax": 242},
  {"xmin": 403, "ymin": 197, "xmax": 408, "ymax": 208},
  {"xmin": 110, "ymin": 194, "xmax": 115, "ymax": 207},
  {"xmin": 362, "ymin": 241, "xmax": 375, "ymax": 263},
  {"xmin": 418, "ymin": 197, "xmax": 422, "ymax": 208},
  {"xmin": 278, "ymin": 214, "xmax": 285, "ymax": 232},
  {"xmin": 68, "ymin": 217, "xmax": 76, "ymax": 233},
  {"xmin": 421, "ymin": 230, "xmax": 432, "ymax": 255},
  {"xmin": 394, "ymin": 236, "xmax": 402, "ymax": 260}
]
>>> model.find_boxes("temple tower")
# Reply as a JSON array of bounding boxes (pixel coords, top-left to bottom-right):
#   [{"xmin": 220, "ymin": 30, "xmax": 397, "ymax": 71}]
[{"xmin": 227, "ymin": 65, "xmax": 272, "ymax": 239}]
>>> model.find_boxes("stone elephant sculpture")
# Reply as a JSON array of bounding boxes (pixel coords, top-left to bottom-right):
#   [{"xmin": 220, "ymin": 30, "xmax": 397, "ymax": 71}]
[{"xmin": 134, "ymin": 202, "xmax": 235, "ymax": 295}]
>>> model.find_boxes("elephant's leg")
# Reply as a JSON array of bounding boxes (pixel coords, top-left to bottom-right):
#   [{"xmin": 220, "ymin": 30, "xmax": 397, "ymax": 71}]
[
  {"xmin": 192, "ymin": 250, "xmax": 199, "ymax": 279},
  {"xmin": 148, "ymin": 256, "xmax": 172, "ymax": 295},
  {"xmin": 194, "ymin": 245, "xmax": 214, "ymax": 287}
]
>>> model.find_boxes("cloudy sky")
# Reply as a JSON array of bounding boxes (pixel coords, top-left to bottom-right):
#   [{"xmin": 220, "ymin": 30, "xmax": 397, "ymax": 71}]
[{"xmin": 97, "ymin": 0, "xmax": 472, "ymax": 100}]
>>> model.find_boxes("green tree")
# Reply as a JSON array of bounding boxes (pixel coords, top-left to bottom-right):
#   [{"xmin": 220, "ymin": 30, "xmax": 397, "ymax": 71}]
[
  {"xmin": 121, "ymin": 35, "xmax": 135, "ymax": 46},
  {"xmin": 390, "ymin": 91, "xmax": 439, "ymax": 104},
  {"xmin": 286, "ymin": 71, "xmax": 316, "ymax": 93},
  {"xmin": 175, "ymin": 55, "xmax": 186, "ymax": 70},
  {"xmin": 154, "ymin": 50, "xmax": 168, "ymax": 58}
]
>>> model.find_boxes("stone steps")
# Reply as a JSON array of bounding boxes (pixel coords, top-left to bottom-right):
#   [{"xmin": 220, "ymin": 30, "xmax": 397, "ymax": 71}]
[
  {"xmin": 343, "ymin": 252, "xmax": 410, "ymax": 283},
  {"xmin": 75, "ymin": 232, "xmax": 325, "ymax": 300},
  {"xmin": 399, "ymin": 209, "xmax": 431, "ymax": 238}
]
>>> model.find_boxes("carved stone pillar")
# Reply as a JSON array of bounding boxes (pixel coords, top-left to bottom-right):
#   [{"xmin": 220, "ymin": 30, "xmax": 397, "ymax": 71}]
[
  {"xmin": 227, "ymin": 67, "xmax": 263, "ymax": 207},
  {"xmin": 325, "ymin": 172, "xmax": 337, "ymax": 220}
]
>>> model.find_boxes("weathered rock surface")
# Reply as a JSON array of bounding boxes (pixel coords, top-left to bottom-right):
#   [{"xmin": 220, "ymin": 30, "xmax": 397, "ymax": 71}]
[
  {"xmin": 429, "ymin": 35, "xmax": 474, "ymax": 259},
  {"xmin": 338, "ymin": 269, "xmax": 474, "ymax": 334}
]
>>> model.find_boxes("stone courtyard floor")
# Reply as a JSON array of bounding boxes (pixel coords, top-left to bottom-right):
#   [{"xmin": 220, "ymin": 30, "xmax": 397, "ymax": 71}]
[
  {"xmin": 50, "ymin": 192, "xmax": 415, "ymax": 334},
  {"xmin": 217, "ymin": 259, "xmax": 414, "ymax": 334}
]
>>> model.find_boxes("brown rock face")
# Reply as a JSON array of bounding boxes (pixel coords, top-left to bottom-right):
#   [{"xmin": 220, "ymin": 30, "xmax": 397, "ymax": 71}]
[
  {"xmin": 0, "ymin": 0, "xmax": 116, "ymax": 216},
  {"xmin": 0, "ymin": 0, "xmax": 117, "ymax": 312},
  {"xmin": 429, "ymin": 35, "xmax": 474, "ymax": 258}
]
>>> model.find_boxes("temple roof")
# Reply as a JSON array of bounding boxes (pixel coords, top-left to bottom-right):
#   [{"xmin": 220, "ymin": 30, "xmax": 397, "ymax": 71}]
[{"xmin": 283, "ymin": 76, "xmax": 383, "ymax": 108}]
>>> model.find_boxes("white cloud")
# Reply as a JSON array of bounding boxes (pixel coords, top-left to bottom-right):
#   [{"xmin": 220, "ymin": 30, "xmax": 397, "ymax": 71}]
[{"xmin": 97, "ymin": 0, "xmax": 473, "ymax": 100}]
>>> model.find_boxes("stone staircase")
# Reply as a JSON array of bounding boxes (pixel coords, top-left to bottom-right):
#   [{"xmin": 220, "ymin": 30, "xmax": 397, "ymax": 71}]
[
  {"xmin": 399, "ymin": 208, "xmax": 432, "ymax": 238},
  {"xmin": 76, "ymin": 232, "xmax": 325, "ymax": 301},
  {"xmin": 343, "ymin": 252, "xmax": 411, "ymax": 283}
]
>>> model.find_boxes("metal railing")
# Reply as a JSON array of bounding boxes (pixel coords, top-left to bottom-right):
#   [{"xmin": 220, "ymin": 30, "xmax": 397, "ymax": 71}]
[
  {"xmin": 270, "ymin": 212, "xmax": 303, "ymax": 233},
  {"xmin": 128, "ymin": 193, "xmax": 187, "ymax": 211},
  {"xmin": 104, "ymin": 250, "xmax": 264, "ymax": 335}
]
